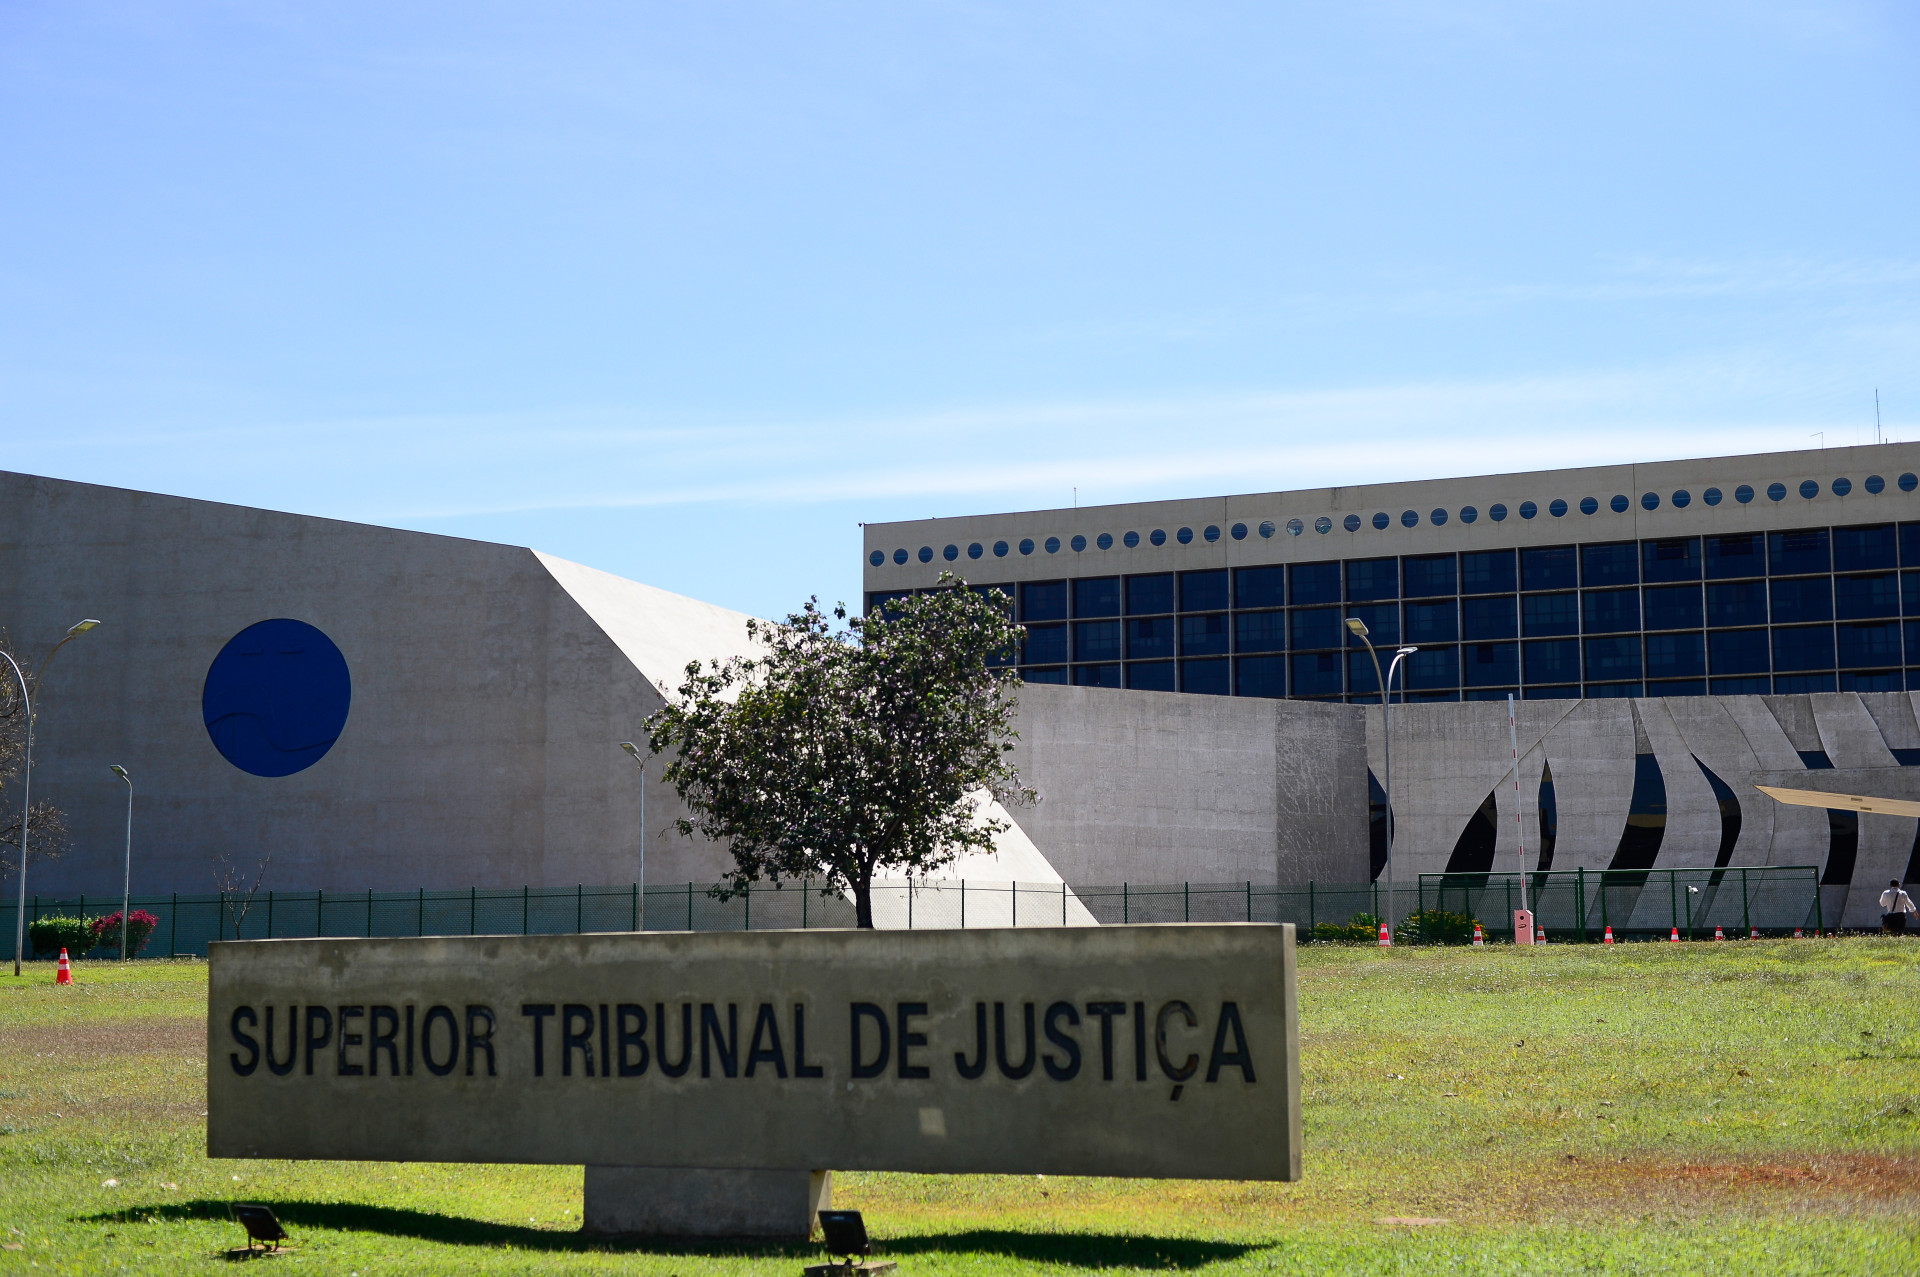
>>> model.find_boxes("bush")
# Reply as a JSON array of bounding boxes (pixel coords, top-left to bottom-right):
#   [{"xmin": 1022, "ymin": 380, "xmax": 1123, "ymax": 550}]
[
  {"xmin": 27, "ymin": 916, "xmax": 93, "ymax": 958},
  {"xmin": 1312, "ymin": 912, "xmax": 1385, "ymax": 943},
  {"xmin": 1397, "ymin": 907, "xmax": 1484, "ymax": 945},
  {"xmin": 88, "ymin": 910, "xmax": 157, "ymax": 957}
]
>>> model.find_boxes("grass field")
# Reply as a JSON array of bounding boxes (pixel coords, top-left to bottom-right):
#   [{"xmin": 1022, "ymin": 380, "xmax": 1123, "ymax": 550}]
[{"xmin": 2, "ymin": 940, "xmax": 1917, "ymax": 1274}]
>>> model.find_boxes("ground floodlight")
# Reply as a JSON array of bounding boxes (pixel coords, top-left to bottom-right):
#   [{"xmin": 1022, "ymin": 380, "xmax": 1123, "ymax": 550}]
[
  {"xmin": 229, "ymin": 1203, "xmax": 288, "ymax": 1254},
  {"xmin": 1346, "ymin": 618, "xmax": 1368, "ymax": 637}
]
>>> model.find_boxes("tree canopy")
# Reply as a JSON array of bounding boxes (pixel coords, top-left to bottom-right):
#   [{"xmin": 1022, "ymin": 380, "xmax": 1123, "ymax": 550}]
[{"xmin": 645, "ymin": 576, "xmax": 1031, "ymax": 928}]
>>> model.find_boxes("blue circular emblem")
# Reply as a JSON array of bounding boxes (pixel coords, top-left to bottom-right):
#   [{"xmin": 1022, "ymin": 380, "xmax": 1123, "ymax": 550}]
[{"xmin": 203, "ymin": 619, "xmax": 351, "ymax": 777}]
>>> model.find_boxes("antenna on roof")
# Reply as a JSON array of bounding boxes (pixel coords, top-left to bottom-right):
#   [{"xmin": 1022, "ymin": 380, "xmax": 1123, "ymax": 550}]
[{"xmin": 1877, "ymin": 389, "xmax": 1882, "ymax": 444}]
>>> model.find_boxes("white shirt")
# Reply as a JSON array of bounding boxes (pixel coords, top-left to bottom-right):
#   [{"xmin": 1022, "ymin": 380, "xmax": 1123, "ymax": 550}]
[{"xmin": 1882, "ymin": 886, "xmax": 1917, "ymax": 914}]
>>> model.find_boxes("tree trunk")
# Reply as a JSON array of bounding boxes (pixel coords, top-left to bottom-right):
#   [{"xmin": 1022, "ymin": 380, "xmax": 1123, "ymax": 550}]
[{"xmin": 854, "ymin": 866, "xmax": 875, "ymax": 929}]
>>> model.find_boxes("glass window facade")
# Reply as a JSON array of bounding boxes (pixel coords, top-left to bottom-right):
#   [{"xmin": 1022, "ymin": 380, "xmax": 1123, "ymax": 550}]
[{"xmin": 873, "ymin": 521, "xmax": 1920, "ymax": 701}]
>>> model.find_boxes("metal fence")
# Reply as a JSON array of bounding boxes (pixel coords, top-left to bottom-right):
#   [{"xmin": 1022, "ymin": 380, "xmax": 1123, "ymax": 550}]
[{"xmin": 0, "ymin": 865, "xmax": 1825, "ymax": 960}]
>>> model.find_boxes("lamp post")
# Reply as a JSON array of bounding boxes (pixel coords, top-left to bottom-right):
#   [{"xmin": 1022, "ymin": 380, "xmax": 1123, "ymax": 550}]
[
  {"xmin": 1346, "ymin": 618, "xmax": 1417, "ymax": 939},
  {"xmin": 7, "ymin": 619, "xmax": 102, "ymax": 977},
  {"xmin": 110, "ymin": 766, "xmax": 133, "ymax": 960},
  {"xmin": 618, "ymin": 742, "xmax": 646, "ymax": 930}
]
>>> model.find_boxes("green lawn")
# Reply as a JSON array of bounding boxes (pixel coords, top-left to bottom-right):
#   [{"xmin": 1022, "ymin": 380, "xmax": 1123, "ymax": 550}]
[{"xmin": 2, "ymin": 940, "xmax": 1916, "ymax": 1274}]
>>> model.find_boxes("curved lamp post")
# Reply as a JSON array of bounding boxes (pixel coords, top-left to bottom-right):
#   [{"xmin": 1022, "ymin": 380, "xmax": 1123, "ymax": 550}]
[
  {"xmin": 8, "ymin": 619, "xmax": 102, "ymax": 977},
  {"xmin": 110, "ymin": 765, "xmax": 133, "ymax": 959},
  {"xmin": 618, "ymin": 742, "xmax": 646, "ymax": 930},
  {"xmin": 1346, "ymin": 618, "xmax": 1417, "ymax": 939}
]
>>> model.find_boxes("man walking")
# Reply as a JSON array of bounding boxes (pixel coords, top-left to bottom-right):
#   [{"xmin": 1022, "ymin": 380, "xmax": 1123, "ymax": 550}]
[{"xmin": 1881, "ymin": 880, "xmax": 1917, "ymax": 935}]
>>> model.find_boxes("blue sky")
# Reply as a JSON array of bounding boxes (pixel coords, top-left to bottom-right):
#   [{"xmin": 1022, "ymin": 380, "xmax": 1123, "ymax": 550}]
[{"xmin": 4, "ymin": 2, "xmax": 1916, "ymax": 619}]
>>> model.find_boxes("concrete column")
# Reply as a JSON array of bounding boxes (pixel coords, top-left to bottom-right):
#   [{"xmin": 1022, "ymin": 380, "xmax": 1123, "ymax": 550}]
[{"xmin": 582, "ymin": 1166, "xmax": 831, "ymax": 1239}]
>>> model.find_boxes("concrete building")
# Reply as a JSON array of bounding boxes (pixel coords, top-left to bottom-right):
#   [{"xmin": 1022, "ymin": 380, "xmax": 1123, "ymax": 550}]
[{"xmin": 865, "ymin": 445, "xmax": 1920, "ymax": 927}]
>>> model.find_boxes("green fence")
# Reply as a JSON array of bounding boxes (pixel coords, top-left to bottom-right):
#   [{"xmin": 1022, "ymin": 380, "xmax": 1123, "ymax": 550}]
[
  {"xmin": 1416, "ymin": 866, "xmax": 1824, "ymax": 941},
  {"xmin": 0, "ymin": 866, "xmax": 1826, "ymax": 960}
]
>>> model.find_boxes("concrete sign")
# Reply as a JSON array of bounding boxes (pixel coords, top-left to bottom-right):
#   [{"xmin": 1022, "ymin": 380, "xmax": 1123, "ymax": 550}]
[{"xmin": 209, "ymin": 924, "xmax": 1300, "ymax": 1182}]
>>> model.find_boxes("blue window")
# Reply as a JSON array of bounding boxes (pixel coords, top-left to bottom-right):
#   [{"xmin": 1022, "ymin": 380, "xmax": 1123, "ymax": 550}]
[
  {"xmin": 1073, "ymin": 577, "xmax": 1120, "ymax": 618},
  {"xmin": 1126, "ymin": 573, "xmax": 1175, "ymax": 615},
  {"xmin": 1707, "ymin": 581, "xmax": 1768, "ymax": 627},
  {"xmin": 1833, "ymin": 523, "xmax": 1896, "ymax": 570},
  {"xmin": 1641, "ymin": 538, "xmax": 1701, "ymax": 583},
  {"xmin": 1709, "ymin": 629, "xmax": 1771, "ymax": 675},
  {"xmin": 1403, "ymin": 554, "xmax": 1456, "ymax": 598},
  {"xmin": 1123, "ymin": 531, "xmax": 1139, "ymax": 548},
  {"xmin": 866, "ymin": 591, "xmax": 912, "ymax": 620},
  {"xmin": 1768, "ymin": 528, "xmax": 1830, "ymax": 576},
  {"xmin": 1176, "ymin": 527, "xmax": 1193, "ymax": 544},
  {"xmin": 1585, "ymin": 636, "xmax": 1642, "ymax": 681},
  {"xmin": 1706, "ymin": 533, "xmax": 1763, "ymax": 578},
  {"xmin": 1581, "ymin": 542, "xmax": 1638, "ymax": 585},
  {"xmin": 1020, "ymin": 581, "xmax": 1067, "ymax": 621},
  {"xmin": 1343, "ymin": 514, "xmax": 1362, "ymax": 532},
  {"xmin": 1073, "ymin": 664, "xmax": 1121, "ymax": 687},
  {"xmin": 1149, "ymin": 529, "xmax": 1166, "ymax": 546},
  {"xmin": 1773, "ymin": 625, "xmax": 1835, "ymax": 672},
  {"xmin": 1400, "ymin": 510, "xmax": 1418, "ymax": 528},
  {"xmin": 1837, "ymin": 622, "xmax": 1900, "ymax": 669},
  {"xmin": 1459, "ymin": 506, "xmax": 1478, "ymax": 524},
  {"xmin": 1735, "ymin": 485, "xmax": 1755, "ymax": 504},
  {"xmin": 1019, "ymin": 539, "xmax": 1035, "ymax": 556},
  {"xmin": 1344, "ymin": 603, "xmax": 1399, "ymax": 645},
  {"xmin": 1672, "ymin": 490, "xmax": 1691, "ymax": 508},
  {"xmin": 1799, "ymin": 480, "xmax": 1819, "ymax": 499},
  {"xmin": 1461, "ymin": 549, "xmax": 1516, "ymax": 594},
  {"xmin": 1181, "ymin": 614, "xmax": 1229, "ymax": 656},
  {"xmin": 1348, "ymin": 651, "xmax": 1385, "ymax": 695},
  {"xmin": 1833, "ymin": 478, "xmax": 1852, "ymax": 496},
  {"xmin": 1234, "ymin": 611, "xmax": 1285, "ymax": 653},
  {"xmin": 1580, "ymin": 497, "xmax": 1599, "ymax": 515},
  {"xmin": 1073, "ymin": 620, "xmax": 1122, "ymax": 662},
  {"xmin": 1520, "ymin": 501, "xmax": 1538, "ymax": 519},
  {"xmin": 1582, "ymin": 589, "xmax": 1640, "ymax": 633},
  {"xmin": 1182, "ymin": 658, "xmax": 1229, "ymax": 695},
  {"xmin": 1905, "ymin": 571, "xmax": 1920, "ymax": 614},
  {"xmin": 1407, "ymin": 646, "xmax": 1459, "ymax": 689},
  {"xmin": 967, "ymin": 542, "xmax": 984, "ymax": 559},
  {"xmin": 1406, "ymin": 600, "xmax": 1458, "ymax": 643},
  {"xmin": 1770, "ymin": 577, "xmax": 1832, "ymax": 624},
  {"xmin": 1179, "ymin": 570, "xmax": 1229, "ymax": 612},
  {"xmin": 1775, "ymin": 673, "xmax": 1836, "ymax": 693},
  {"xmin": 1644, "ymin": 585, "xmax": 1703, "ymax": 631},
  {"xmin": 1646, "ymin": 632, "xmax": 1705, "ymax": 679},
  {"xmin": 1230, "ymin": 524, "xmax": 1246, "ymax": 541},
  {"xmin": 1373, "ymin": 512, "xmax": 1391, "ymax": 530},
  {"xmin": 1903, "ymin": 523, "xmax": 1920, "ymax": 566},
  {"xmin": 1909, "ymin": 620, "xmax": 1920, "ymax": 660},
  {"xmin": 1235, "ymin": 565, "xmax": 1285, "ymax": 609},
  {"xmin": 1522, "ymin": 593, "xmax": 1579, "ymax": 637},
  {"xmin": 1648, "ymin": 679, "xmax": 1707, "ymax": 696},
  {"xmin": 1703, "ymin": 487, "xmax": 1722, "ymax": 505},
  {"xmin": 1291, "ymin": 607, "xmax": 1342, "ymax": 650},
  {"xmin": 1842, "ymin": 670, "xmax": 1903, "ymax": 692},
  {"xmin": 1835, "ymin": 573, "xmax": 1899, "ymax": 620},
  {"xmin": 1521, "ymin": 545, "xmax": 1577, "ymax": 590},
  {"xmin": 1462, "ymin": 595, "xmax": 1517, "ymax": 640},
  {"xmin": 1710, "ymin": 676, "xmax": 1769, "ymax": 694},
  {"xmin": 1346, "ymin": 557, "xmax": 1398, "ymax": 601},
  {"xmin": 919, "ymin": 546, "xmax": 935, "ymax": 563},
  {"xmin": 1905, "ymin": 474, "xmax": 1919, "ymax": 492},
  {"xmin": 1095, "ymin": 533, "xmax": 1112, "ymax": 550},
  {"xmin": 1490, "ymin": 503, "xmax": 1509, "ymax": 522},
  {"xmin": 1235, "ymin": 656, "xmax": 1285, "ymax": 698},
  {"xmin": 1430, "ymin": 508, "xmax": 1449, "ymax": 526},
  {"xmin": 1463, "ymin": 643, "xmax": 1518, "ymax": 686},
  {"xmin": 1290, "ymin": 651, "xmax": 1343, "ymax": 697},
  {"xmin": 1023, "ymin": 624, "xmax": 1068, "ymax": 665},
  {"xmin": 993, "ymin": 540, "xmax": 1009, "ymax": 557},
  {"xmin": 1641, "ymin": 492, "xmax": 1660, "ymax": 511},
  {"xmin": 1527, "ymin": 684, "xmax": 1581, "ymax": 699},
  {"xmin": 1022, "ymin": 666, "xmax": 1068, "ymax": 684},
  {"xmin": 1128, "ymin": 616, "xmax": 1176, "ymax": 659},
  {"xmin": 1288, "ymin": 561, "xmax": 1341, "ymax": 605},
  {"xmin": 1203, "ymin": 525, "xmax": 1221, "ymax": 543},
  {"xmin": 1586, "ymin": 682, "xmax": 1642, "ymax": 699},
  {"xmin": 869, "ymin": 550, "xmax": 884, "ymax": 567},
  {"xmin": 1767, "ymin": 482, "xmax": 1787, "ymax": 502},
  {"xmin": 1126, "ymin": 661, "xmax": 1175, "ymax": 692},
  {"xmin": 1866, "ymin": 476, "xmax": 1885, "ymax": 494},
  {"xmin": 1524, "ymin": 639, "xmax": 1581, "ymax": 683}
]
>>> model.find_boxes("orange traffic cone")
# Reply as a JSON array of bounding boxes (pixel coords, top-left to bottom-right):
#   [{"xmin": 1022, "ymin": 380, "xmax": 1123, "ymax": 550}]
[
  {"xmin": 1603, "ymin": 925, "xmax": 1615, "ymax": 945},
  {"xmin": 1378, "ymin": 922, "xmax": 1392, "ymax": 947},
  {"xmin": 1670, "ymin": 926, "xmax": 1681, "ymax": 943},
  {"xmin": 55, "ymin": 948, "xmax": 72, "ymax": 985},
  {"xmin": 1472, "ymin": 923, "xmax": 1485, "ymax": 947},
  {"xmin": 1713, "ymin": 925, "xmax": 1725, "ymax": 941},
  {"xmin": 1536, "ymin": 926, "xmax": 1548, "ymax": 945},
  {"xmin": 1793, "ymin": 928, "xmax": 1804, "ymax": 938},
  {"xmin": 1749, "ymin": 926, "xmax": 1760, "ymax": 939}
]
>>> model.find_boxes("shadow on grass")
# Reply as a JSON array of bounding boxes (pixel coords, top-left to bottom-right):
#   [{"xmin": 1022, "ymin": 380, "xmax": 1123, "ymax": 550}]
[{"xmin": 81, "ymin": 1202, "xmax": 1254, "ymax": 1267}]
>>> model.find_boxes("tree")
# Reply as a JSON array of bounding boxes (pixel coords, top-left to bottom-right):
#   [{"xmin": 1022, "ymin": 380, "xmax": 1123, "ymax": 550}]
[
  {"xmin": 645, "ymin": 575, "xmax": 1032, "ymax": 928},
  {"xmin": 0, "ymin": 635, "xmax": 70, "ymax": 880}
]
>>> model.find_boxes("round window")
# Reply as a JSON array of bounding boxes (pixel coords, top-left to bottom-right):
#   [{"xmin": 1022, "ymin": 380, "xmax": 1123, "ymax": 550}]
[
  {"xmin": 1579, "ymin": 497, "xmax": 1598, "ymax": 515},
  {"xmin": 1372, "ymin": 512, "xmax": 1390, "ymax": 529},
  {"xmin": 1702, "ymin": 488, "xmax": 1722, "ymax": 506},
  {"xmin": 1230, "ymin": 523, "xmax": 1247, "ymax": 540},
  {"xmin": 1549, "ymin": 499, "xmax": 1568, "ymax": 517},
  {"xmin": 1641, "ymin": 492, "xmax": 1659, "ymax": 511},
  {"xmin": 943, "ymin": 544, "xmax": 959, "ymax": 561},
  {"xmin": 1865, "ymin": 475, "xmax": 1885, "ymax": 494},
  {"xmin": 894, "ymin": 548, "xmax": 909, "ymax": 564},
  {"xmin": 1458, "ymin": 506, "xmax": 1478, "ymax": 524},
  {"xmin": 869, "ymin": 550, "xmax": 884, "ymax": 566},
  {"xmin": 1489, "ymin": 503, "xmax": 1507, "ymax": 522},
  {"xmin": 1070, "ymin": 535, "xmax": 1086, "ymax": 552},
  {"xmin": 919, "ymin": 546, "xmax": 934, "ymax": 562},
  {"xmin": 993, "ymin": 541, "xmax": 1010, "ymax": 557},
  {"xmin": 967, "ymin": 542, "xmax": 983, "ymax": 559},
  {"xmin": 1286, "ymin": 518, "xmax": 1304, "ymax": 536},
  {"xmin": 1767, "ymin": 483, "xmax": 1787, "ymax": 501},
  {"xmin": 1203, "ymin": 525, "xmax": 1221, "ymax": 542},
  {"xmin": 1671, "ymin": 490, "xmax": 1690, "ymax": 508},
  {"xmin": 1798, "ymin": 480, "xmax": 1818, "ymax": 499},
  {"xmin": 1831, "ymin": 477, "xmax": 1852, "ymax": 496},
  {"xmin": 1902, "ymin": 473, "xmax": 1918, "ymax": 492},
  {"xmin": 1400, "ymin": 510, "xmax": 1418, "ymax": 527},
  {"xmin": 1344, "ymin": 514, "xmax": 1362, "ymax": 531},
  {"xmin": 1045, "ymin": 536, "xmax": 1061, "ymax": 553},
  {"xmin": 1735, "ymin": 485, "xmax": 1754, "ymax": 504},
  {"xmin": 1519, "ymin": 501, "xmax": 1537, "ymax": 519},
  {"xmin": 1097, "ymin": 532, "xmax": 1114, "ymax": 550},
  {"xmin": 1430, "ymin": 508, "xmax": 1448, "ymax": 526},
  {"xmin": 1177, "ymin": 527, "xmax": 1194, "ymax": 544},
  {"xmin": 1150, "ymin": 529, "xmax": 1167, "ymax": 546},
  {"xmin": 1259, "ymin": 521, "xmax": 1276, "ymax": 538},
  {"xmin": 1314, "ymin": 516, "xmax": 1332, "ymax": 534},
  {"xmin": 1019, "ymin": 538, "xmax": 1035, "ymax": 555},
  {"xmin": 1123, "ymin": 530, "xmax": 1139, "ymax": 548},
  {"xmin": 204, "ymin": 619, "xmax": 351, "ymax": 778}
]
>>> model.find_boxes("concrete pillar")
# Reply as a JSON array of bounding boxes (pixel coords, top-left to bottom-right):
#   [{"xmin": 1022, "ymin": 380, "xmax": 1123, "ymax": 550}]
[{"xmin": 582, "ymin": 1166, "xmax": 831, "ymax": 1239}]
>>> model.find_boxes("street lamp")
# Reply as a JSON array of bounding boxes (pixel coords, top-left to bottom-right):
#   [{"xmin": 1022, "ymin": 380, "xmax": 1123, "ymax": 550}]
[
  {"xmin": 110, "ymin": 766, "xmax": 133, "ymax": 960},
  {"xmin": 1346, "ymin": 618, "xmax": 1417, "ymax": 940},
  {"xmin": 7, "ymin": 619, "xmax": 103, "ymax": 977},
  {"xmin": 618, "ymin": 742, "xmax": 646, "ymax": 929}
]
